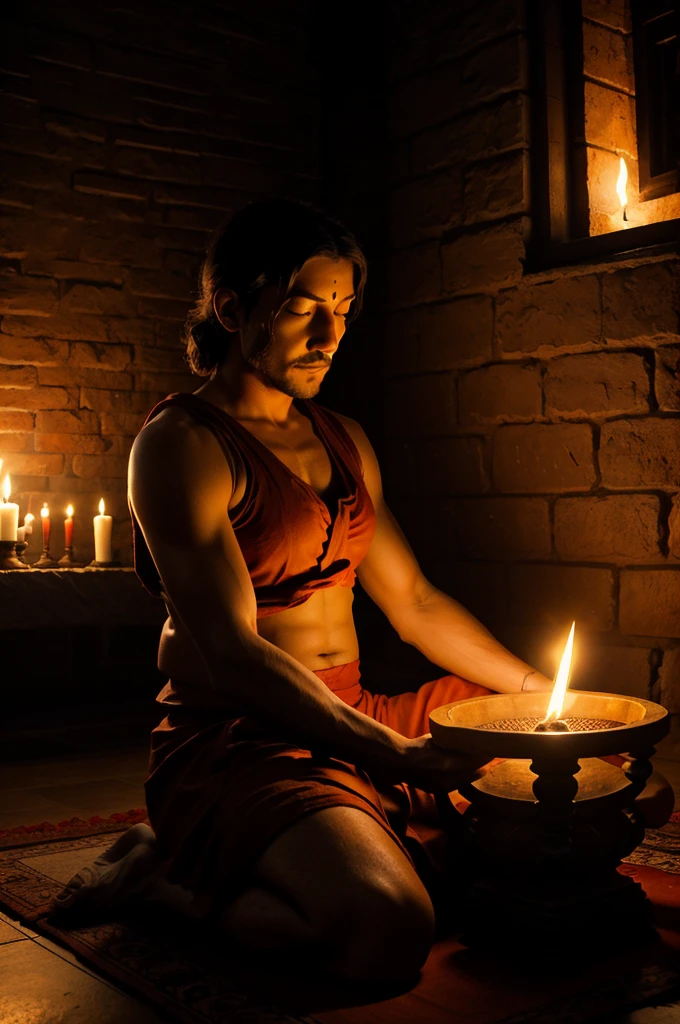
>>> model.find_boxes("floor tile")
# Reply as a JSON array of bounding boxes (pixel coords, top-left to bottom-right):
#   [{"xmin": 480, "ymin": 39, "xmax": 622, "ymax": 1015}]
[
  {"xmin": 0, "ymin": 940, "xmax": 166, "ymax": 1023},
  {"xmin": 0, "ymin": 918, "xmax": 27, "ymax": 944}
]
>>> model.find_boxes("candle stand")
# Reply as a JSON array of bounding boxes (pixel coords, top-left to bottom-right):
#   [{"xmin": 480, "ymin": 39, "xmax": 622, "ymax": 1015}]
[
  {"xmin": 58, "ymin": 546, "xmax": 85, "ymax": 568},
  {"xmin": 430, "ymin": 690, "xmax": 670, "ymax": 960},
  {"xmin": 0, "ymin": 539, "xmax": 29, "ymax": 569},
  {"xmin": 87, "ymin": 559, "xmax": 121, "ymax": 568}
]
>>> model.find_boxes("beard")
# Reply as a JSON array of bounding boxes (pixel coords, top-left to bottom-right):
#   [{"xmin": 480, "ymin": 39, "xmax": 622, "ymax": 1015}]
[{"xmin": 246, "ymin": 328, "xmax": 330, "ymax": 400}]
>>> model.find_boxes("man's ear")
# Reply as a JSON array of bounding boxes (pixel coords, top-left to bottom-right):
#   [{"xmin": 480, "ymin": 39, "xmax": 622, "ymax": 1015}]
[{"xmin": 213, "ymin": 288, "xmax": 242, "ymax": 333}]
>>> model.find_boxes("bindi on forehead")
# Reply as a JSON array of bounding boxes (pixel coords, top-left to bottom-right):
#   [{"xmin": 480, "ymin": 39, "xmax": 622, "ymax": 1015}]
[{"xmin": 332, "ymin": 280, "xmax": 336, "ymax": 300}]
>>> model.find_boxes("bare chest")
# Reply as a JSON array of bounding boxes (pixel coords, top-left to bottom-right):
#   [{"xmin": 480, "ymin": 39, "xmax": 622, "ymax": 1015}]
[{"xmin": 230, "ymin": 420, "xmax": 335, "ymax": 509}]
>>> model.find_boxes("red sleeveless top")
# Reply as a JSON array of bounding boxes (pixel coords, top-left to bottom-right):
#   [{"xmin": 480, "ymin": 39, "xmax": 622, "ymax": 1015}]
[{"xmin": 131, "ymin": 392, "xmax": 376, "ymax": 616}]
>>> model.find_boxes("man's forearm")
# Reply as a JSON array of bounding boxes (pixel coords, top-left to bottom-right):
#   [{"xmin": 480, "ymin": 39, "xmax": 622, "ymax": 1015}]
[{"xmin": 394, "ymin": 585, "xmax": 552, "ymax": 694}]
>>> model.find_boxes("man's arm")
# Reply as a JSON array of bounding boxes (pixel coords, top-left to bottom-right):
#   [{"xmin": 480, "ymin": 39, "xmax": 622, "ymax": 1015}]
[{"xmin": 340, "ymin": 415, "xmax": 553, "ymax": 694}]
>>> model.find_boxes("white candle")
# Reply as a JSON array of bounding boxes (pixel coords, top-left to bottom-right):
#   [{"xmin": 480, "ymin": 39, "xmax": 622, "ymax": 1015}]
[
  {"xmin": 23, "ymin": 512, "xmax": 34, "ymax": 536},
  {"xmin": 94, "ymin": 498, "xmax": 113, "ymax": 563},
  {"xmin": 0, "ymin": 475, "xmax": 19, "ymax": 541}
]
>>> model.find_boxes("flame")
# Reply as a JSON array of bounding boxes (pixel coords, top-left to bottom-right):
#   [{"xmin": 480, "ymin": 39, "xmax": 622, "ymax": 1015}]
[
  {"xmin": 66, "ymin": 504, "xmax": 74, "ymax": 518},
  {"xmin": 2, "ymin": 474, "xmax": 10, "ymax": 502},
  {"xmin": 616, "ymin": 157, "xmax": 628, "ymax": 209},
  {"xmin": 24, "ymin": 513, "xmax": 34, "ymax": 525},
  {"xmin": 545, "ymin": 621, "xmax": 575, "ymax": 722},
  {"xmin": 98, "ymin": 498, "xmax": 105, "ymax": 516},
  {"xmin": 41, "ymin": 503, "xmax": 49, "ymax": 518}
]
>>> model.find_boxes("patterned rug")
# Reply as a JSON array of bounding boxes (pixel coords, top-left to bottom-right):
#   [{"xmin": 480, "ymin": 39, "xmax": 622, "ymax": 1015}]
[{"xmin": 1, "ymin": 810, "xmax": 680, "ymax": 1024}]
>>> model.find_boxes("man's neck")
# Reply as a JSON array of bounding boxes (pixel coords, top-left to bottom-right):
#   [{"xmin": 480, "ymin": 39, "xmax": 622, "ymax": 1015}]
[{"xmin": 197, "ymin": 361, "xmax": 298, "ymax": 429}]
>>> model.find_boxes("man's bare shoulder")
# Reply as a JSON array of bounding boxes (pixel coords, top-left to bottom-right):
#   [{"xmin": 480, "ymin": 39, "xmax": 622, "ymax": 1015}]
[{"xmin": 131, "ymin": 403, "xmax": 227, "ymax": 476}]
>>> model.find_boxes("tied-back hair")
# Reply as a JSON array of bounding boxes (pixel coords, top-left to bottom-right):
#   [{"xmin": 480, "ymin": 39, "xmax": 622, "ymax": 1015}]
[{"xmin": 183, "ymin": 198, "xmax": 368, "ymax": 376}]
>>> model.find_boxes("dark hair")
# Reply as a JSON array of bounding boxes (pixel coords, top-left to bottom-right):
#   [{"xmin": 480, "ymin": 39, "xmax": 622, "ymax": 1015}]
[{"xmin": 183, "ymin": 198, "xmax": 368, "ymax": 376}]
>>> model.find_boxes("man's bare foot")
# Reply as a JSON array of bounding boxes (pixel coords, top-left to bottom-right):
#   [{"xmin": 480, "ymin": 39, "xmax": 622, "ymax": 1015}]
[{"xmin": 52, "ymin": 823, "xmax": 158, "ymax": 913}]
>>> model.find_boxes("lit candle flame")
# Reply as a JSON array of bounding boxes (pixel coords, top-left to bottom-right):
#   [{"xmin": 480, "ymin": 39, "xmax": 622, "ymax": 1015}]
[
  {"xmin": 616, "ymin": 157, "xmax": 628, "ymax": 211},
  {"xmin": 545, "ymin": 621, "xmax": 575, "ymax": 722},
  {"xmin": 41, "ymin": 503, "xmax": 49, "ymax": 518},
  {"xmin": 99, "ymin": 498, "xmax": 105, "ymax": 516},
  {"xmin": 2, "ymin": 475, "xmax": 10, "ymax": 502},
  {"xmin": 66, "ymin": 504, "xmax": 74, "ymax": 518},
  {"xmin": 24, "ymin": 513, "xmax": 34, "ymax": 525}
]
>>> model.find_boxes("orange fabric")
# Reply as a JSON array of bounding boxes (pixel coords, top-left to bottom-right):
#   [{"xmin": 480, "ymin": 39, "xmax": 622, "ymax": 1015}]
[
  {"xmin": 130, "ymin": 392, "xmax": 376, "ymax": 617},
  {"xmin": 145, "ymin": 659, "xmax": 491, "ymax": 917}
]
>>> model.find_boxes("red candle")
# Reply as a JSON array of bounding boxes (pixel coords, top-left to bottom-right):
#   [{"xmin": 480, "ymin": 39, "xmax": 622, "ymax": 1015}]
[
  {"xmin": 40, "ymin": 502, "xmax": 50, "ymax": 549},
  {"xmin": 64, "ymin": 504, "xmax": 74, "ymax": 548}
]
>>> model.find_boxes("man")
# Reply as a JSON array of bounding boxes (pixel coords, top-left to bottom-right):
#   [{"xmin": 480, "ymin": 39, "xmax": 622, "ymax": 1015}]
[{"xmin": 55, "ymin": 199, "xmax": 673, "ymax": 982}]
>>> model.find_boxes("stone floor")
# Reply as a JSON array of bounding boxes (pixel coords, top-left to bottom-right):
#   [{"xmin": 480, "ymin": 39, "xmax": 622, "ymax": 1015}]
[{"xmin": 1, "ymin": 706, "xmax": 680, "ymax": 1024}]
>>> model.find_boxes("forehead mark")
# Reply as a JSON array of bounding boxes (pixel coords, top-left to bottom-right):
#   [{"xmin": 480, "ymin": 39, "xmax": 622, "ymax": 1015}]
[{"xmin": 332, "ymin": 291, "xmax": 337, "ymax": 300}]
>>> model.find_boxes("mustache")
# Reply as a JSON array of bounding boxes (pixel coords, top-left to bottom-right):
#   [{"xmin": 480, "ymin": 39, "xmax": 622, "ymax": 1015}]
[{"xmin": 294, "ymin": 355, "xmax": 332, "ymax": 368}]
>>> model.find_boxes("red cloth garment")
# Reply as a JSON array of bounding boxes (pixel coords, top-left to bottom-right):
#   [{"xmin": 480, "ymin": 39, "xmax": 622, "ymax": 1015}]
[
  {"xmin": 145, "ymin": 660, "xmax": 492, "ymax": 918},
  {"xmin": 130, "ymin": 392, "xmax": 376, "ymax": 616}
]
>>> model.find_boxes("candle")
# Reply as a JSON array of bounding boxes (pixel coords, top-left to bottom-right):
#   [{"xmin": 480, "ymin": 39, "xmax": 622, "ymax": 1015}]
[
  {"xmin": 0, "ymin": 475, "xmax": 19, "ymax": 541},
  {"xmin": 64, "ymin": 504, "xmax": 74, "ymax": 548},
  {"xmin": 41, "ymin": 503, "xmax": 51, "ymax": 550},
  {"xmin": 94, "ymin": 498, "xmax": 113, "ymax": 563}
]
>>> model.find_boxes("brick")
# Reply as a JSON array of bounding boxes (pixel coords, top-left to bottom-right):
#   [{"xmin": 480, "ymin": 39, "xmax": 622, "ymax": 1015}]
[
  {"xmin": 600, "ymin": 420, "xmax": 680, "ymax": 489},
  {"xmin": 100, "ymin": 412, "xmax": 147, "ymax": 435},
  {"xmin": 389, "ymin": 169, "xmax": 463, "ymax": 247},
  {"xmin": 0, "ymin": 365, "xmax": 37, "ymax": 390},
  {"xmin": 441, "ymin": 220, "xmax": 525, "ymax": 295},
  {"xmin": 620, "ymin": 570, "xmax": 680, "ymax": 637},
  {"xmin": 582, "ymin": 0, "xmax": 632, "ymax": 31},
  {"xmin": 670, "ymin": 495, "xmax": 680, "ymax": 560},
  {"xmin": 461, "ymin": 34, "xmax": 528, "ymax": 108},
  {"xmin": 602, "ymin": 263, "xmax": 680, "ymax": 343},
  {"xmin": 432, "ymin": 2, "xmax": 527, "ymax": 62},
  {"xmin": 68, "ymin": 342, "xmax": 132, "ymax": 372},
  {"xmin": 583, "ymin": 20, "xmax": 634, "ymax": 94},
  {"xmin": 0, "ymin": 411, "xmax": 34, "ymax": 431},
  {"xmin": 0, "ymin": 213, "xmax": 80, "ymax": 261},
  {"xmin": 37, "ymin": 366, "xmax": 134, "ymax": 389},
  {"xmin": 659, "ymin": 649, "xmax": 680, "ymax": 713},
  {"xmin": 507, "ymin": 564, "xmax": 616, "ymax": 630},
  {"xmin": 439, "ymin": 496, "xmax": 551, "ymax": 560},
  {"xmin": 133, "ymin": 371, "xmax": 195, "ymax": 393},
  {"xmin": 137, "ymin": 297, "xmax": 192, "ymax": 321},
  {"xmin": 7, "ymin": 453, "xmax": 65, "ymax": 475},
  {"xmin": 35, "ymin": 410, "xmax": 99, "ymax": 434},
  {"xmin": 419, "ymin": 296, "xmax": 494, "ymax": 371},
  {"xmin": 463, "ymin": 150, "xmax": 529, "ymax": 225},
  {"xmin": 0, "ymin": 336, "xmax": 68, "ymax": 366},
  {"xmin": 112, "ymin": 147, "xmax": 201, "ymax": 184},
  {"xmin": 1, "ymin": 314, "xmax": 109, "ymax": 342},
  {"xmin": 496, "ymin": 275, "xmax": 601, "ymax": 353},
  {"xmin": 656, "ymin": 345, "xmax": 680, "ymax": 412},
  {"xmin": 131, "ymin": 347, "xmax": 188, "ymax": 372},
  {"xmin": 24, "ymin": 258, "xmax": 126, "ymax": 286},
  {"xmin": 72, "ymin": 454, "xmax": 129, "ymax": 478},
  {"xmin": 459, "ymin": 364, "xmax": 541, "ymax": 424},
  {"xmin": 126, "ymin": 270, "xmax": 193, "ymax": 301},
  {"xmin": 35, "ymin": 433, "xmax": 107, "ymax": 454},
  {"xmin": 389, "ymin": 62, "xmax": 462, "ymax": 138},
  {"xmin": 106, "ymin": 318, "xmax": 157, "ymax": 347},
  {"xmin": 0, "ymin": 387, "xmax": 75, "ymax": 410},
  {"xmin": 73, "ymin": 172, "xmax": 151, "ymax": 201},
  {"xmin": 79, "ymin": 389, "xmax": 165, "ymax": 414},
  {"xmin": 584, "ymin": 81, "xmax": 636, "ymax": 155},
  {"xmin": 383, "ymin": 374, "xmax": 456, "ymax": 437},
  {"xmin": 386, "ymin": 242, "xmax": 441, "ymax": 308},
  {"xmin": 0, "ymin": 432, "xmax": 33, "ymax": 452},
  {"xmin": 79, "ymin": 225, "xmax": 163, "ymax": 269},
  {"xmin": 554, "ymin": 495, "xmax": 662, "ymax": 562},
  {"xmin": 493, "ymin": 423, "xmax": 596, "ymax": 493},
  {"xmin": 102, "ymin": 434, "xmax": 136, "ymax": 455},
  {"xmin": 545, "ymin": 352, "xmax": 650, "ymax": 417},
  {"xmin": 411, "ymin": 94, "xmax": 529, "ymax": 174},
  {"xmin": 570, "ymin": 645, "xmax": 651, "ymax": 699},
  {"xmin": 417, "ymin": 437, "xmax": 488, "ymax": 496},
  {"xmin": 0, "ymin": 274, "xmax": 59, "ymax": 316},
  {"xmin": 429, "ymin": 560, "xmax": 507, "ymax": 633},
  {"xmin": 60, "ymin": 284, "xmax": 133, "ymax": 317}
]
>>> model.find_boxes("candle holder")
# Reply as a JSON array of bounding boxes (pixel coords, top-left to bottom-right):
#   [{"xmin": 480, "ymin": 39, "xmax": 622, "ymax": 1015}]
[
  {"xmin": 87, "ymin": 559, "xmax": 122, "ymax": 568},
  {"xmin": 58, "ymin": 546, "xmax": 85, "ymax": 568},
  {"xmin": 0, "ymin": 539, "xmax": 30, "ymax": 569},
  {"xmin": 32, "ymin": 542, "xmax": 59, "ymax": 569}
]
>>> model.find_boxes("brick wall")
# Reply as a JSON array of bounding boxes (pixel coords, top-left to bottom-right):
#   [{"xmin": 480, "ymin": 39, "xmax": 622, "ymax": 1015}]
[
  {"xmin": 371, "ymin": 0, "xmax": 680, "ymax": 739},
  {"xmin": 0, "ymin": 0, "xmax": 320, "ymax": 564}
]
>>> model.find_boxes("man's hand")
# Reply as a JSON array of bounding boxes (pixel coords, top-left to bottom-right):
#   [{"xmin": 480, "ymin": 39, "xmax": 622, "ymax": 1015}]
[{"xmin": 396, "ymin": 734, "xmax": 488, "ymax": 793}]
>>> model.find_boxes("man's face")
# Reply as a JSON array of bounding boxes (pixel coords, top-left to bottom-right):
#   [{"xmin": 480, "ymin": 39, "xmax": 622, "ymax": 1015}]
[{"xmin": 240, "ymin": 255, "xmax": 356, "ymax": 399}]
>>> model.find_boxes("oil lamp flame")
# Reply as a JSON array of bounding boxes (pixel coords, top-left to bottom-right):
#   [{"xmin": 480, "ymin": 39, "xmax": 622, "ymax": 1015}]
[
  {"xmin": 2, "ymin": 474, "xmax": 10, "ymax": 502},
  {"xmin": 544, "ymin": 621, "xmax": 575, "ymax": 724}
]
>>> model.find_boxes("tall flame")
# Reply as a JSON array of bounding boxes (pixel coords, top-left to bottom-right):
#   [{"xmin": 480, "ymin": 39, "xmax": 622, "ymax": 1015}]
[
  {"xmin": 2, "ymin": 474, "xmax": 10, "ymax": 502},
  {"xmin": 616, "ymin": 157, "xmax": 628, "ymax": 209},
  {"xmin": 66, "ymin": 504, "xmax": 74, "ymax": 517},
  {"xmin": 99, "ymin": 498, "xmax": 105, "ymax": 516},
  {"xmin": 545, "ymin": 621, "xmax": 575, "ymax": 721}
]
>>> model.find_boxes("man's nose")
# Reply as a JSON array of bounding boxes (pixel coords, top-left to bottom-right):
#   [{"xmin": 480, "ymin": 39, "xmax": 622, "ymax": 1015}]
[{"xmin": 309, "ymin": 311, "xmax": 343, "ymax": 352}]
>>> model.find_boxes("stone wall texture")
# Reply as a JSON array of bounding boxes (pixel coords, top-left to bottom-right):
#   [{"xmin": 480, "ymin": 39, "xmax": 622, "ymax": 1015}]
[
  {"xmin": 0, "ymin": 0, "xmax": 320, "ymax": 564},
  {"xmin": 375, "ymin": 0, "xmax": 680, "ymax": 736}
]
